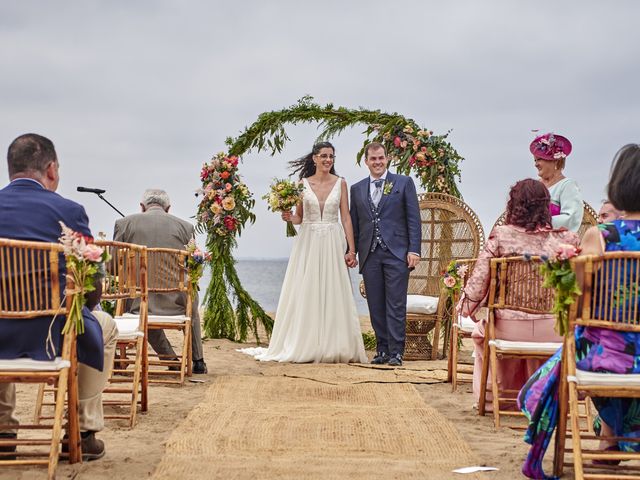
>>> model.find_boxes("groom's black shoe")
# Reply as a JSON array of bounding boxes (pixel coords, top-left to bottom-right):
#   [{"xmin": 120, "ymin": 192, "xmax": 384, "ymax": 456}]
[
  {"xmin": 388, "ymin": 354, "xmax": 403, "ymax": 367},
  {"xmin": 371, "ymin": 352, "xmax": 390, "ymax": 365}
]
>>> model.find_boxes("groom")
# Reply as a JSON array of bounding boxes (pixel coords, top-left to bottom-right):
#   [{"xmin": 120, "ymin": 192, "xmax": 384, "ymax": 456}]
[{"xmin": 350, "ymin": 142, "xmax": 421, "ymax": 367}]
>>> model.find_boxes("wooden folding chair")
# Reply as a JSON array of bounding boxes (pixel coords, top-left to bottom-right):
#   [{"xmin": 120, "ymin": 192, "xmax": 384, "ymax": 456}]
[
  {"xmin": 35, "ymin": 241, "xmax": 148, "ymax": 428},
  {"xmin": 100, "ymin": 241, "xmax": 148, "ymax": 427},
  {"xmin": 554, "ymin": 252, "xmax": 640, "ymax": 478},
  {"xmin": 448, "ymin": 258, "xmax": 478, "ymax": 391},
  {"xmin": 0, "ymin": 238, "xmax": 81, "ymax": 479},
  {"xmin": 145, "ymin": 248, "xmax": 192, "ymax": 385},
  {"xmin": 478, "ymin": 256, "xmax": 562, "ymax": 427}
]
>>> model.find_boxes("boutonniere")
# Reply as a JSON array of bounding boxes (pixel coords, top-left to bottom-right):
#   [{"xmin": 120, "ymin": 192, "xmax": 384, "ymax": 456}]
[{"xmin": 383, "ymin": 181, "xmax": 394, "ymax": 195}]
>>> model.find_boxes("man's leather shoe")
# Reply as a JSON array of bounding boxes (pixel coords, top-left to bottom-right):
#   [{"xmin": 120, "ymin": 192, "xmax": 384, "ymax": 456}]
[
  {"xmin": 193, "ymin": 359, "xmax": 208, "ymax": 374},
  {"xmin": 371, "ymin": 352, "xmax": 389, "ymax": 365},
  {"xmin": 168, "ymin": 357, "xmax": 181, "ymax": 371},
  {"xmin": 61, "ymin": 432, "xmax": 105, "ymax": 461},
  {"xmin": 388, "ymin": 354, "xmax": 403, "ymax": 367},
  {"xmin": 0, "ymin": 432, "xmax": 17, "ymax": 461}
]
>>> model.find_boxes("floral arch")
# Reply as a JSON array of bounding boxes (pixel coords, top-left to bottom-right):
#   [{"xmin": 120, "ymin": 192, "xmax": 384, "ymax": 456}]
[{"xmin": 198, "ymin": 96, "xmax": 464, "ymax": 342}]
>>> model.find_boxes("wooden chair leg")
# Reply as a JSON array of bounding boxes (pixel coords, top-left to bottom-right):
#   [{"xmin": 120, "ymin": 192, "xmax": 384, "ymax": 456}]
[
  {"xmin": 568, "ymin": 381, "xmax": 584, "ymax": 479},
  {"xmin": 128, "ymin": 338, "xmax": 143, "ymax": 428},
  {"xmin": 179, "ymin": 322, "xmax": 190, "ymax": 384},
  {"xmin": 33, "ymin": 383, "xmax": 47, "ymax": 424},
  {"xmin": 447, "ymin": 325, "xmax": 454, "ymax": 384},
  {"xmin": 431, "ymin": 317, "xmax": 441, "ymax": 360},
  {"xmin": 185, "ymin": 321, "xmax": 192, "ymax": 378},
  {"xmin": 478, "ymin": 335, "xmax": 490, "ymax": 416},
  {"xmin": 67, "ymin": 343, "xmax": 81, "ymax": 464},
  {"xmin": 489, "ymin": 344, "xmax": 501, "ymax": 428},
  {"xmin": 141, "ymin": 334, "xmax": 148, "ymax": 412},
  {"xmin": 451, "ymin": 326, "xmax": 459, "ymax": 392}
]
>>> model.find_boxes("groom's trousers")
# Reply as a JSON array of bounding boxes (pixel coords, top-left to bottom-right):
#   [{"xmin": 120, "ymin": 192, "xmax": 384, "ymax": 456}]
[{"xmin": 361, "ymin": 247, "xmax": 410, "ymax": 356}]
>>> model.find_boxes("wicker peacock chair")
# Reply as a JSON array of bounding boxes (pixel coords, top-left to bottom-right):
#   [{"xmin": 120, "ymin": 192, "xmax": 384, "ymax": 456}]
[
  {"xmin": 361, "ymin": 192, "xmax": 485, "ymax": 360},
  {"xmin": 492, "ymin": 201, "xmax": 598, "ymax": 238}
]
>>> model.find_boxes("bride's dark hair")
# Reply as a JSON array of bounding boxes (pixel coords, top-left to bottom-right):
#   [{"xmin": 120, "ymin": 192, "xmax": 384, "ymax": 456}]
[{"xmin": 289, "ymin": 141, "xmax": 337, "ymax": 179}]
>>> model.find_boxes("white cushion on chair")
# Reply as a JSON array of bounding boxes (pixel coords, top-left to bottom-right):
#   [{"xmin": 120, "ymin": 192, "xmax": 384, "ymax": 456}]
[
  {"xmin": 147, "ymin": 314, "xmax": 189, "ymax": 324},
  {"xmin": 406, "ymin": 295, "xmax": 439, "ymax": 314},
  {"xmin": 114, "ymin": 314, "xmax": 144, "ymax": 339},
  {"xmin": 455, "ymin": 316, "xmax": 476, "ymax": 333},
  {"xmin": 0, "ymin": 357, "xmax": 70, "ymax": 371},
  {"xmin": 488, "ymin": 340, "xmax": 562, "ymax": 354},
  {"xmin": 568, "ymin": 369, "xmax": 640, "ymax": 387}
]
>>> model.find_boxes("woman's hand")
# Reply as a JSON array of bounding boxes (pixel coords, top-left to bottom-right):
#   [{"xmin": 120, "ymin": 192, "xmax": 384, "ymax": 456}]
[
  {"xmin": 345, "ymin": 251, "xmax": 357, "ymax": 268},
  {"xmin": 281, "ymin": 210, "xmax": 293, "ymax": 222}
]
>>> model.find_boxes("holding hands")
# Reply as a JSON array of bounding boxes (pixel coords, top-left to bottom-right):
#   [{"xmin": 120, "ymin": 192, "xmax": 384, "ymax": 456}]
[{"xmin": 345, "ymin": 251, "xmax": 358, "ymax": 269}]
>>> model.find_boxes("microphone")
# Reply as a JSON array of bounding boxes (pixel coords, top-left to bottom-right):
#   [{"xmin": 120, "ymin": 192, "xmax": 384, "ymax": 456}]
[
  {"xmin": 76, "ymin": 186, "xmax": 125, "ymax": 218},
  {"xmin": 77, "ymin": 186, "xmax": 106, "ymax": 194}
]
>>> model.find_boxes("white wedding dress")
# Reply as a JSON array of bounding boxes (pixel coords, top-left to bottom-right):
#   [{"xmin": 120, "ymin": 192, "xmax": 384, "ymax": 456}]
[{"xmin": 240, "ymin": 178, "xmax": 367, "ymax": 363}]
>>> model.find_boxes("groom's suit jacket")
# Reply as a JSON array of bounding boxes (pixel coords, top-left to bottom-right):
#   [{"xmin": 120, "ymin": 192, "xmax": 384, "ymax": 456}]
[
  {"xmin": 0, "ymin": 179, "xmax": 105, "ymax": 370},
  {"xmin": 350, "ymin": 172, "xmax": 421, "ymax": 272}
]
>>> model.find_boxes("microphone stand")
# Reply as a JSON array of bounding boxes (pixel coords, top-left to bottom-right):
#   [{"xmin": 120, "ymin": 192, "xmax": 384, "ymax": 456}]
[{"xmin": 94, "ymin": 192, "xmax": 125, "ymax": 218}]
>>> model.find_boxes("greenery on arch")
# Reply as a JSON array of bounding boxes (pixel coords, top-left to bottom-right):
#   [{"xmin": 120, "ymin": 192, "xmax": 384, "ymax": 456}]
[{"xmin": 226, "ymin": 96, "xmax": 464, "ymax": 197}]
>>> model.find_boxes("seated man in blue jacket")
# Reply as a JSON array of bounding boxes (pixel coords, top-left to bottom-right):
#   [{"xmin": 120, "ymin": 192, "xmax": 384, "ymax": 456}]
[{"xmin": 0, "ymin": 133, "xmax": 117, "ymax": 460}]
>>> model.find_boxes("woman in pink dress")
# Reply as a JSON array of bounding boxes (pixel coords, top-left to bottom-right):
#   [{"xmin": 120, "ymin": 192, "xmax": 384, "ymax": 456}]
[{"xmin": 458, "ymin": 179, "xmax": 579, "ymax": 406}]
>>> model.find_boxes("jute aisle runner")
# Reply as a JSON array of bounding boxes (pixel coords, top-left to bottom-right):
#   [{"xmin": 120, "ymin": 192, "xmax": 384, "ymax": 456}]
[{"xmin": 152, "ymin": 375, "xmax": 485, "ymax": 480}]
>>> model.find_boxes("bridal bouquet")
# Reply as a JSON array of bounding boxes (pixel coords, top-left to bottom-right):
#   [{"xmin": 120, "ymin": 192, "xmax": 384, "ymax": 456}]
[
  {"xmin": 538, "ymin": 244, "xmax": 582, "ymax": 336},
  {"xmin": 185, "ymin": 238, "xmax": 211, "ymax": 296},
  {"xmin": 58, "ymin": 222, "xmax": 110, "ymax": 335},
  {"xmin": 263, "ymin": 178, "xmax": 304, "ymax": 237}
]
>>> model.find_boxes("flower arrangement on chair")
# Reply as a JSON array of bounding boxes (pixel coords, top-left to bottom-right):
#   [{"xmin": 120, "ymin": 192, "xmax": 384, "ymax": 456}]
[
  {"xmin": 57, "ymin": 222, "xmax": 110, "ymax": 335},
  {"xmin": 537, "ymin": 243, "xmax": 582, "ymax": 336},
  {"xmin": 195, "ymin": 152, "xmax": 273, "ymax": 342},
  {"xmin": 185, "ymin": 239, "xmax": 211, "ymax": 296},
  {"xmin": 441, "ymin": 260, "xmax": 469, "ymax": 299}
]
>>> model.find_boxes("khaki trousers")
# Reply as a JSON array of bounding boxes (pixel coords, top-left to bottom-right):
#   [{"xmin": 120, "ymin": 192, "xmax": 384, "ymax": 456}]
[{"xmin": 0, "ymin": 311, "xmax": 118, "ymax": 433}]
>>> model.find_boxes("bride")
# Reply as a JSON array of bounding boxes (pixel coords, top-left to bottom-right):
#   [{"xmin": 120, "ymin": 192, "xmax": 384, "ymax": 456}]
[{"xmin": 241, "ymin": 141, "xmax": 367, "ymax": 363}]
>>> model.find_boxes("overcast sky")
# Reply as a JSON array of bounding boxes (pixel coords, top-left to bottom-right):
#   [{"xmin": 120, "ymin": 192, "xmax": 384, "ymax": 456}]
[{"xmin": 1, "ymin": 1, "xmax": 638, "ymax": 258}]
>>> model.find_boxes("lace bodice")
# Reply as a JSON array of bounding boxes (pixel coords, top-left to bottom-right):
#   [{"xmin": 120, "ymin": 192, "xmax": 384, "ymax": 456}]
[{"xmin": 302, "ymin": 178, "xmax": 341, "ymax": 224}]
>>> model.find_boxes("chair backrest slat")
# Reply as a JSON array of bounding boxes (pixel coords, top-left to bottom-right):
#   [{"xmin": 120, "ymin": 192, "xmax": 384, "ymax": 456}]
[
  {"xmin": 573, "ymin": 252, "xmax": 640, "ymax": 332},
  {"xmin": 146, "ymin": 248, "xmax": 189, "ymax": 294},
  {"xmin": 0, "ymin": 238, "xmax": 63, "ymax": 318},
  {"xmin": 488, "ymin": 256, "xmax": 554, "ymax": 315}
]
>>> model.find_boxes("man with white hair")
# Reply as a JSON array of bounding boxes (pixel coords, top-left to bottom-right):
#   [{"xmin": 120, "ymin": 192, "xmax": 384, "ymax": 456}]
[{"xmin": 113, "ymin": 189, "xmax": 207, "ymax": 374}]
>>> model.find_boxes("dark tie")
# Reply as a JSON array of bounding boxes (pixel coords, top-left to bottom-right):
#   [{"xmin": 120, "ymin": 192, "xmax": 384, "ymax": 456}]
[{"xmin": 371, "ymin": 179, "xmax": 384, "ymax": 207}]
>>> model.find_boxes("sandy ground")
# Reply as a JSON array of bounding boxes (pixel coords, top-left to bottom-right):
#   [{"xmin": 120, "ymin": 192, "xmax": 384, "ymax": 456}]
[{"xmin": 2, "ymin": 316, "xmax": 537, "ymax": 480}]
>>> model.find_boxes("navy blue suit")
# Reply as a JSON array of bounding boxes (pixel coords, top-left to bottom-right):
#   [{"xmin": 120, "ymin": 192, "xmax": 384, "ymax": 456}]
[
  {"xmin": 350, "ymin": 172, "xmax": 421, "ymax": 356},
  {"xmin": 0, "ymin": 179, "xmax": 104, "ymax": 370}
]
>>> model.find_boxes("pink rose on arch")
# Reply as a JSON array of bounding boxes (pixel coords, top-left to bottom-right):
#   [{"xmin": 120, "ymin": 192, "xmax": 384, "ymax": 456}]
[
  {"xmin": 443, "ymin": 275, "xmax": 457, "ymax": 288},
  {"xmin": 556, "ymin": 243, "xmax": 581, "ymax": 261},
  {"xmin": 82, "ymin": 243, "xmax": 104, "ymax": 262},
  {"xmin": 393, "ymin": 136, "xmax": 401, "ymax": 148}
]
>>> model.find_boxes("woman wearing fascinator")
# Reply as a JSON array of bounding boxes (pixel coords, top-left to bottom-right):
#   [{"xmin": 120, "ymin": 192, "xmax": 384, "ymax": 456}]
[{"xmin": 531, "ymin": 132, "xmax": 584, "ymax": 232}]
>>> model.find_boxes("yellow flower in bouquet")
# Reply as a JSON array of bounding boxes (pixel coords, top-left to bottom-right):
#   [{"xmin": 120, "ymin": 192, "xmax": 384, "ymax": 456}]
[
  {"xmin": 222, "ymin": 196, "xmax": 236, "ymax": 211},
  {"xmin": 263, "ymin": 178, "xmax": 305, "ymax": 237}
]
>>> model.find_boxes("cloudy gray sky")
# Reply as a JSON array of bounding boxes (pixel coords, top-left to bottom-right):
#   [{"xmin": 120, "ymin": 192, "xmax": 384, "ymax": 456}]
[{"xmin": 1, "ymin": 1, "xmax": 638, "ymax": 258}]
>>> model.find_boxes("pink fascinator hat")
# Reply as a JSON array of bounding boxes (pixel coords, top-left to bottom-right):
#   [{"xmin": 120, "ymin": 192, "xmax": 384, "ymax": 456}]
[{"xmin": 529, "ymin": 132, "xmax": 572, "ymax": 161}]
